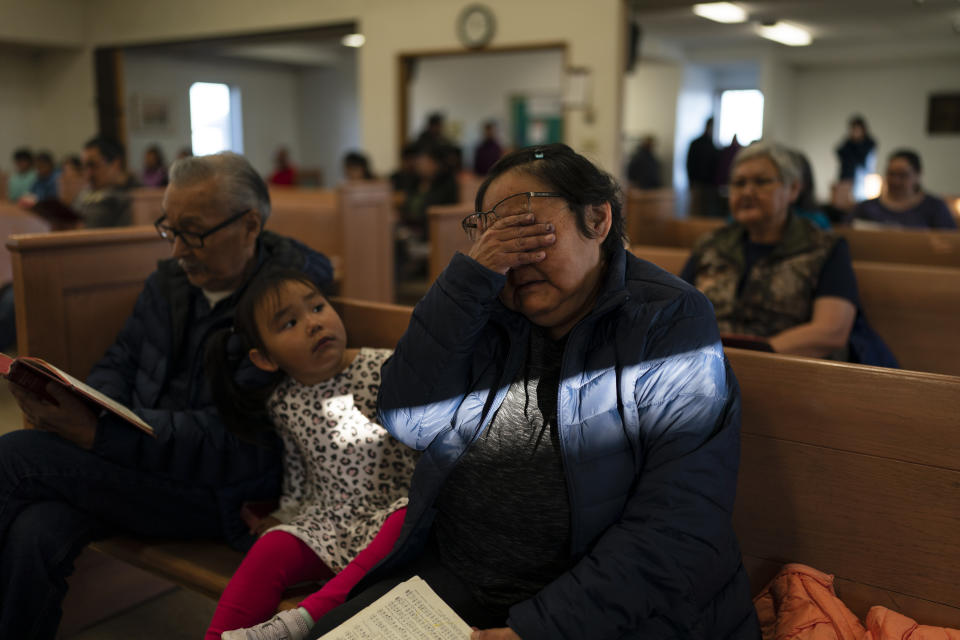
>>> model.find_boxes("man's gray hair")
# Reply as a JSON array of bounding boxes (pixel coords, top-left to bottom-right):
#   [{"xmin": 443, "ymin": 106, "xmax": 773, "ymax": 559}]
[
  {"xmin": 168, "ymin": 152, "xmax": 271, "ymax": 224},
  {"xmin": 732, "ymin": 141, "xmax": 800, "ymax": 188}
]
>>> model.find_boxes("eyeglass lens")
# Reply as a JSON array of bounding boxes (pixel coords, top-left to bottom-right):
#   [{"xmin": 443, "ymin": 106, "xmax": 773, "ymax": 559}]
[{"xmin": 466, "ymin": 193, "xmax": 533, "ymax": 241}]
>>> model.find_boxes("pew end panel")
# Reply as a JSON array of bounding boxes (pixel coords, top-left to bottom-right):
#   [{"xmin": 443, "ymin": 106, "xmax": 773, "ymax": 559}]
[
  {"xmin": 0, "ymin": 203, "xmax": 51, "ymax": 285},
  {"xmin": 427, "ymin": 203, "xmax": 473, "ymax": 283},
  {"xmin": 129, "ymin": 187, "xmax": 166, "ymax": 226},
  {"xmin": 337, "ymin": 181, "xmax": 395, "ymax": 303}
]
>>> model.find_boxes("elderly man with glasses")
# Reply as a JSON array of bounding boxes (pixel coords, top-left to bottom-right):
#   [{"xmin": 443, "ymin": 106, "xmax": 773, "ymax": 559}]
[{"xmin": 0, "ymin": 152, "xmax": 333, "ymax": 639}]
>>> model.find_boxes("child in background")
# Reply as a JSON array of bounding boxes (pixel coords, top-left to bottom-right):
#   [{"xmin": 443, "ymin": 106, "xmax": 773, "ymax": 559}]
[{"xmin": 203, "ymin": 268, "xmax": 417, "ymax": 640}]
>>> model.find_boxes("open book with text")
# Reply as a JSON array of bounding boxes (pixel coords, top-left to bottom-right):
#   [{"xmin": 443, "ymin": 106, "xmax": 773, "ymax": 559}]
[
  {"xmin": 319, "ymin": 576, "xmax": 472, "ymax": 640},
  {"xmin": 0, "ymin": 353, "xmax": 155, "ymax": 437}
]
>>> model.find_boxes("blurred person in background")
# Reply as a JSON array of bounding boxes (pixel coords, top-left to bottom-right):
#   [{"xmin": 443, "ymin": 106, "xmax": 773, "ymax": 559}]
[{"xmin": 852, "ymin": 149, "xmax": 956, "ymax": 230}]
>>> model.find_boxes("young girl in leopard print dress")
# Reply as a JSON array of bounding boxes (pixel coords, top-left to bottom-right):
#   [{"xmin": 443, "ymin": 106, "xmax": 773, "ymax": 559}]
[{"xmin": 203, "ymin": 268, "xmax": 418, "ymax": 640}]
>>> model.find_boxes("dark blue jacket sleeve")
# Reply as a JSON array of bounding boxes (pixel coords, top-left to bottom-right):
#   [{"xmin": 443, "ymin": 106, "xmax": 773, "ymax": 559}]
[
  {"xmin": 378, "ymin": 252, "xmax": 505, "ymax": 450},
  {"xmin": 509, "ymin": 291, "xmax": 746, "ymax": 638},
  {"xmin": 87, "ymin": 275, "xmax": 279, "ymax": 488}
]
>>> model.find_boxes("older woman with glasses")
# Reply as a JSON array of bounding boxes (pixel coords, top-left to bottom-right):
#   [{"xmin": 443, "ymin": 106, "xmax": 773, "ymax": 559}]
[
  {"xmin": 305, "ymin": 144, "xmax": 758, "ymax": 640},
  {"xmin": 680, "ymin": 141, "xmax": 895, "ymax": 365}
]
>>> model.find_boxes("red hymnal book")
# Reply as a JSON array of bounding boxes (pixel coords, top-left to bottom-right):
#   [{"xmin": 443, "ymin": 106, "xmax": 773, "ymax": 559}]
[
  {"xmin": 0, "ymin": 353, "xmax": 155, "ymax": 437},
  {"xmin": 720, "ymin": 333, "xmax": 774, "ymax": 352}
]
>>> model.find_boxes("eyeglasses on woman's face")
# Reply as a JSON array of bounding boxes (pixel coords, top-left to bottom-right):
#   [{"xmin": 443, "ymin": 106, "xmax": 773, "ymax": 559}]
[
  {"xmin": 461, "ymin": 191, "xmax": 564, "ymax": 242},
  {"xmin": 729, "ymin": 176, "xmax": 781, "ymax": 192},
  {"xmin": 154, "ymin": 209, "xmax": 250, "ymax": 249}
]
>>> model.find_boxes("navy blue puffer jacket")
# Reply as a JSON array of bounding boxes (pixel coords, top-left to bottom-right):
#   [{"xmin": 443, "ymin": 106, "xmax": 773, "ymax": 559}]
[
  {"xmin": 86, "ymin": 231, "xmax": 332, "ymax": 549},
  {"xmin": 375, "ymin": 245, "xmax": 759, "ymax": 639}
]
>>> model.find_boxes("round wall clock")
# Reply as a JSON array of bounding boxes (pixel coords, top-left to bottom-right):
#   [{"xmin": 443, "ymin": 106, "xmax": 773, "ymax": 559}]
[{"xmin": 457, "ymin": 4, "xmax": 496, "ymax": 49}]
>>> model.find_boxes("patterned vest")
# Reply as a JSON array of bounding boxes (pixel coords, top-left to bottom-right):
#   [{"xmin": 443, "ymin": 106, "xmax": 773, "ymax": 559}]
[{"xmin": 690, "ymin": 215, "xmax": 838, "ymax": 337}]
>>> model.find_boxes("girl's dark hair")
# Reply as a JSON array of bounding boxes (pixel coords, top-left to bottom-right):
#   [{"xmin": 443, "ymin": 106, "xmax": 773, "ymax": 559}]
[
  {"xmin": 205, "ymin": 267, "xmax": 327, "ymax": 442},
  {"xmin": 889, "ymin": 148, "xmax": 922, "ymax": 174},
  {"xmin": 475, "ymin": 143, "xmax": 626, "ymax": 258}
]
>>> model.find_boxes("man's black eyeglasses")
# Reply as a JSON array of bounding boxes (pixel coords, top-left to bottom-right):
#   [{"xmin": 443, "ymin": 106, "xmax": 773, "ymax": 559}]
[{"xmin": 154, "ymin": 209, "xmax": 250, "ymax": 249}]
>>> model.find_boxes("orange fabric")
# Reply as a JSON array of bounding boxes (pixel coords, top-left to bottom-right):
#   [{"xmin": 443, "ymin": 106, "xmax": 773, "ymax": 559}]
[
  {"xmin": 754, "ymin": 564, "xmax": 960, "ymax": 640},
  {"xmin": 754, "ymin": 563, "xmax": 865, "ymax": 640},
  {"xmin": 865, "ymin": 606, "xmax": 960, "ymax": 640}
]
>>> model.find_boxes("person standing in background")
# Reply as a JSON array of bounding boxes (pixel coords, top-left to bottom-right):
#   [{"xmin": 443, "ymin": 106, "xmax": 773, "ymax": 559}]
[
  {"xmin": 626, "ymin": 135, "xmax": 663, "ymax": 189},
  {"xmin": 835, "ymin": 115, "xmax": 876, "ymax": 202},
  {"xmin": 7, "ymin": 148, "xmax": 36, "ymax": 202},
  {"xmin": 686, "ymin": 118, "xmax": 720, "ymax": 216},
  {"xmin": 473, "ymin": 121, "xmax": 504, "ymax": 176}
]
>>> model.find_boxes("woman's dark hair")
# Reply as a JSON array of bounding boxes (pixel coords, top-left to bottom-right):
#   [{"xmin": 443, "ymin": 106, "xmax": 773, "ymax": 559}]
[
  {"xmin": 888, "ymin": 148, "xmax": 922, "ymax": 174},
  {"xmin": 145, "ymin": 144, "xmax": 166, "ymax": 167},
  {"xmin": 343, "ymin": 151, "xmax": 374, "ymax": 179},
  {"xmin": 204, "ymin": 267, "xmax": 329, "ymax": 442},
  {"xmin": 790, "ymin": 150, "xmax": 818, "ymax": 211},
  {"xmin": 475, "ymin": 143, "xmax": 626, "ymax": 258}
]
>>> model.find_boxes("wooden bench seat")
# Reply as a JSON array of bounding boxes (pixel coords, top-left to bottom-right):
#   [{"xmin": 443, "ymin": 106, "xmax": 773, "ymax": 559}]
[
  {"xmin": 10, "ymin": 227, "xmax": 960, "ymax": 632},
  {"xmin": 631, "ymin": 244, "xmax": 960, "ymax": 377}
]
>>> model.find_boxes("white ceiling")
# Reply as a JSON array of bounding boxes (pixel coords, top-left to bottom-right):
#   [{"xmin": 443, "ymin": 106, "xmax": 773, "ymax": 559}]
[{"xmin": 630, "ymin": 0, "xmax": 960, "ymax": 64}]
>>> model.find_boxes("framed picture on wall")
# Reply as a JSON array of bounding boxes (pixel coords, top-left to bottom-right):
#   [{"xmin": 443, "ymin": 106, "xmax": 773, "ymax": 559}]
[
  {"xmin": 927, "ymin": 93, "xmax": 960, "ymax": 134},
  {"xmin": 129, "ymin": 94, "xmax": 172, "ymax": 132}
]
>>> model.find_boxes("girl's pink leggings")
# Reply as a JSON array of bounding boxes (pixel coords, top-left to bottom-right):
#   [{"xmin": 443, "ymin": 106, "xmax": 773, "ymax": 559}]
[{"xmin": 204, "ymin": 507, "xmax": 406, "ymax": 640}]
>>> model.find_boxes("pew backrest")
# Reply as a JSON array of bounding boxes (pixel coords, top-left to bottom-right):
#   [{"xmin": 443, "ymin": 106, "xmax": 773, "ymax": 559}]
[
  {"xmin": 631, "ymin": 244, "xmax": 960, "ymax": 377},
  {"xmin": 8, "ymin": 226, "xmax": 169, "ymax": 379},
  {"xmin": 128, "ymin": 184, "xmax": 395, "ymax": 303},
  {"xmin": 0, "ymin": 203, "xmax": 51, "ymax": 284},
  {"xmin": 627, "ymin": 215, "xmax": 960, "ymax": 269},
  {"xmin": 729, "ymin": 348, "xmax": 960, "ymax": 626}
]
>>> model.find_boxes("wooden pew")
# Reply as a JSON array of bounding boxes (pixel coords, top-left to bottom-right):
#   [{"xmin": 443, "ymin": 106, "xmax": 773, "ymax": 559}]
[
  {"xmin": 626, "ymin": 213, "xmax": 960, "ymax": 269},
  {"xmin": 5, "ymin": 226, "xmax": 406, "ymax": 634},
  {"xmin": 729, "ymin": 348, "xmax": 960, "ymax": 627},
  {"xmin": 427, "ymin": 203, "xmax": 473, "ymax": 283},
  {"xmin": 630, "ymin": 244, "xmax": 960, "ymax": 377},
  {"xmin": 123, "ymin": 183, "xmax": 396, "ymax": 303},
  {"xmin": 0, "ymin": 202, "xmax": 51, "ymax": 285},
  {"xmin": 12, "ymin": 228, "xmax": 960, "ymax": 630}
]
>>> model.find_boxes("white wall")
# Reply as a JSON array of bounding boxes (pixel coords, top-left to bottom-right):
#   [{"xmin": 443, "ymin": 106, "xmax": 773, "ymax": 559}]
[
  {"xmin": 0, "ymin": 47, "xmax": 96, "ymax": 174},
  {"xmin": 123, "ymin": 52, "xmax": 302, "ymax": 178},
  {"xmin": 297, "ymin": 50, "xmax": 361, "ymax": 186},
  {"xmin": 622, "ymin": 59, "xmax": 681, "ymax": 186},
  {"xmin": 408, "ymin": 48, "xmax": 564, "ymax": 168},
  {"xmin": 84, "ymin": 0, "xmax": 625, "ymax": 176},
  {"xmin": 795, "ymin": 59, "xmax": 960, "ymax": 201}
]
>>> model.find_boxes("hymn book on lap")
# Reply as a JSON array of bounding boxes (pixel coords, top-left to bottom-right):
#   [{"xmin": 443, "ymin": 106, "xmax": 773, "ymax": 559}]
[
  {"xmin": 0, "ymin": 353, "xmax": 155, "ymax": 436},
  {"xmin": 318, "ymin": 576, "xmax": 472, "ymax": 639}
]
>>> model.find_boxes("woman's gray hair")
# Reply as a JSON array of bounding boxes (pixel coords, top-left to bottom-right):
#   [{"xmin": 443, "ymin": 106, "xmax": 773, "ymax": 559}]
[
  {"xmin": 732, "ymin": 141, "xmax": 800, "ymax": 188},
  {"xmin": 168, "ymin": 152, "xmax": 271, "ymax": 225}
]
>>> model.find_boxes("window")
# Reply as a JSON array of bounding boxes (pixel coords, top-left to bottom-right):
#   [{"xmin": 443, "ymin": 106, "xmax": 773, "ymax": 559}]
[
  {"xmin": 717, "ymin": 89, "xmax": 763, "ymax": 146},
  {"xmin": 189, "ymin": 82, "xmax": 243, "ymax": 155}
]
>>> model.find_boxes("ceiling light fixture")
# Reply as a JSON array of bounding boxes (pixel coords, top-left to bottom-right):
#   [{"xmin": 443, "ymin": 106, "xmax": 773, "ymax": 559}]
[
  {"xmin": 756, "ymin": 21, "xmax": 812, "ymax": 46},
  {"xmin": 692, "ymin": 2, "xmax": 748, "ymax": 24},
  {"xmin": 341, "ymin": 33, "xmax": 366, "ymax": 48}
]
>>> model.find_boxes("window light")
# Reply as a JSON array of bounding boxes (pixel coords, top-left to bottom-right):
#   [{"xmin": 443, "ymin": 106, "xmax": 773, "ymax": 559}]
[
  {"xmin": 756, "ymin": 21, "xmax": 812, "ymax": 46},
  {"xmin": 341, "ymin": 34, "xmax": 366, "ymax": 48},
  {"xmin": 692, "ymin": 3, "xmax": 748, "ymax": 24}
]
